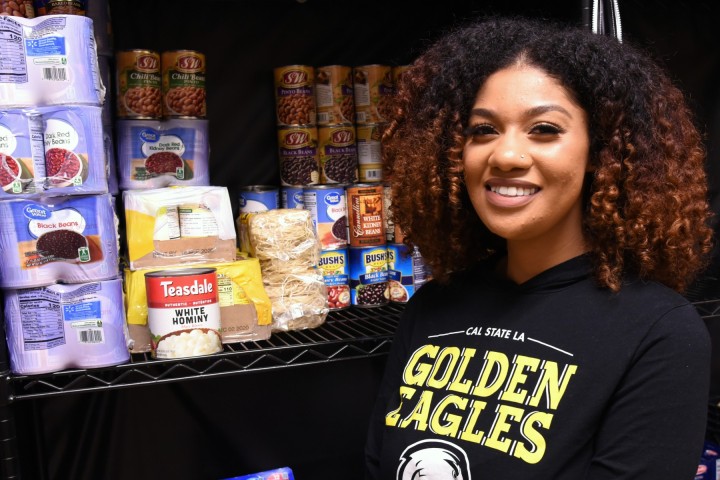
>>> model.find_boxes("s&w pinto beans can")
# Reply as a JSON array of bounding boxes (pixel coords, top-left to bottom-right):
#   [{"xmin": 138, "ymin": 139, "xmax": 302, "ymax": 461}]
[
  {"xmin": 319, "ymin": 248, "xmax": 350, "ymax": 310},
  {"xmin": 162, "ymin": 50, "xmax": 207, "ymax": 118},
  {"xmin": 274, "ymin": 64, "xmax": 316, "ymax": 127},
  {"xmin": 145, "ymin": 268, "xmax": 222, "ymax": 359},
  {"xmin": 349, "ymin": 245, "xmax": 388, "ymax": 307},
  {"xmin": 346, "ymin": 183, "xmax": 385, "ymax": 247}
]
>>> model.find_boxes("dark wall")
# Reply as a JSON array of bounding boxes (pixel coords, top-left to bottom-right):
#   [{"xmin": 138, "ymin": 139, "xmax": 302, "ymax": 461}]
[{"xmin": 11, "ymin": 2, "xmax": 719, "ymax": 479}]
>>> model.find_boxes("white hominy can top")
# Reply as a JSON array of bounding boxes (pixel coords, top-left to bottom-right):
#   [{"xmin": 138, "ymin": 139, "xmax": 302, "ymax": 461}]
[{"xmin": 145, "ymin": 267, "xmax": 222, "ymax": 359}]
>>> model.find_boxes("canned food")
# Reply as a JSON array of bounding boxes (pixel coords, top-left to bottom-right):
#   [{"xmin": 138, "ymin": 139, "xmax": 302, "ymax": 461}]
[
  {"xmin": 281, "ymin": 186, "xmax": 304, "ymax": 209},
  {"xmin": 2, "ymin": 0, "xmax": 34, "ymax": 17},
  {"xmin": 346, "ymin": 183, "xmax": 385, "ymax": 247},
  {"xmin": 353, "ymin": 65, "xmax": 393, "ymax": 124},
  {"xmin": 303, "ymin": 184, "xmax": 347, "ymax": 250},
  {"xmin": 145, "ymin": 268, "xmax": 222, "ymax": 359},
  {"xmin": 34, "ymin": 0, "xmax": 84, "ymax": 15},
  {"xmin": 162, "ymin": 50, "xmax": 206, "ymax": 118},
  {"xmin": 319, "ymin": 248, "xmax": 350, "ymax": 310},
  {"xmin": 278, "ymin": 126, "xmax": 319, "ymax": 186},
  {"xmin": 383, "ymin": 184, "xmax": 395, "ymax": 243},
  {"xmin": 318, "ymin": 124, "xmax": 358, "ymax": 184},
  {"xmin": 116, "ymin": 50, "xmax": 162, "ymax": 119},
  {"xmin": 274, "ymin": 64, "xmax": 315, "ymax": 126},
  {"xmin": 386, "ymin": 243, "xmax": 431, "ymax": 303},
  {"xmin": 238, "ymin": 185, "xmax": 279, "ymax": 213},
  {"xmin": 315, "ymin": 65, "xmax": 354, "ymax": 126},
  {"xmin": 349, "ymin": 246, "xmax": 388, "ymax": 307},
  {"xmin": 356, "ymin": 123, "xmax": 384, "ymax": 182}
]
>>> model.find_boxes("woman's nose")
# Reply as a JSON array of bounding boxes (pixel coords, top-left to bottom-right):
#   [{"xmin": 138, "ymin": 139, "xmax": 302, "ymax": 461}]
[{"xmin": 488, "ymin": 135, "xmax": 532, "ymax": 170}]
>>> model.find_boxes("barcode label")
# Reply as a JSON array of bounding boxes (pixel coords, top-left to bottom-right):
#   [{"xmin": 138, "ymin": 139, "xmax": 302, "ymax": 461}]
[
  {"xmin": 42, "ymin": 67, "xmax": 67, "ymax": 81},
  {"xmin": 318, "ymin": 112, "xmax": 329, "ymax": 123},
  {"xmin": 78, "ymin": 328, "xmax": 103, "ymax": 344},
  {"xmin": 365, "ymin": 170, "xmax": 381, "ymax": 179}
]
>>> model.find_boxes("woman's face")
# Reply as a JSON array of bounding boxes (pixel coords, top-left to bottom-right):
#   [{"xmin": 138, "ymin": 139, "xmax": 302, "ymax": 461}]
[{"xmin": 462, "ymin": 64, "xmax": 591, "ymax": 252}]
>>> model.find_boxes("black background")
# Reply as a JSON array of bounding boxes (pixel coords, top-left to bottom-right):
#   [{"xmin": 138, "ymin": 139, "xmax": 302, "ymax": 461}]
[{"xmin": 9, "ymin": 1, "xmax": 720, "ymax": 479}]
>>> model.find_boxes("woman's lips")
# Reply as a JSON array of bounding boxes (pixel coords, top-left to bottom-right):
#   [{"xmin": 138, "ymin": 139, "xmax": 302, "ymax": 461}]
[{"xmin": 484, "ymin": 181, "xmax": 540, "ymax": 207}]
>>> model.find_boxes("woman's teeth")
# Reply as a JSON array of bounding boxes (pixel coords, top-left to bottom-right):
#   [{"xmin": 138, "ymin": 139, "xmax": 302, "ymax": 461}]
[{"xmin": 490, "ymin": 185, "xmax": 538, "ymax": 197}]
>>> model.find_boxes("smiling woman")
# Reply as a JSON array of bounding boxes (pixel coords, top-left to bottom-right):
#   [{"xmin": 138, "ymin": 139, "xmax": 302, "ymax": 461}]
[{"xmin": 366, "ymin": 15, "xmax": 714, "ymax": 480}]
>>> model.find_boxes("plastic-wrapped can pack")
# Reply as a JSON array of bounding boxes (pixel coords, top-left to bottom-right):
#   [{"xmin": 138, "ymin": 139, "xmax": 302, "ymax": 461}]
[
  {"xmin": 3, "ymin": 278, "xmax": 130, "ymax": 375},
  {"xmin": 116, "ymin": 118, "xmax": 210, "ymax": 190},
  {"xmin": 0, "ymin": 109, "xmax": 46, "ymax": 197},
  {"xmin": 40, "ymin": 105, "xmax": 108, "ymax": 194},
  {"xmin": 0, "ymin": 193, "xmax": 119, "ymax": 288},
  {"xmin": 0, "ymin": 14, "xmax": 105, "ymax": 108}
]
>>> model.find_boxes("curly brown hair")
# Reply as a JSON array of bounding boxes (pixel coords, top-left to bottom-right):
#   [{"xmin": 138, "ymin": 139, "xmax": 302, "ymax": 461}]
[{"xmin": 383, "ymin": 16, "xmax": 713, "ymax": 292}]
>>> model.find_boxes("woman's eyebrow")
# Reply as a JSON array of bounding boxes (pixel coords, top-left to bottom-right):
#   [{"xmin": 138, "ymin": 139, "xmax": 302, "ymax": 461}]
[{"xmin": 469, "ymin": 104, "xmax": 572, "ymax": 119}]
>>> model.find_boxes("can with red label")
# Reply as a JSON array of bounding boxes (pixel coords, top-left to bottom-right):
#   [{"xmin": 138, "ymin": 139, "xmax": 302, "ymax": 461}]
[
  {"xmin": 349, "ymin": 245, "xmax": 388, "ymax": 307},
  {"xmin": 318, "ymin": 124, "xmax": 358, "ymax": 184},
  {"xmin": 319, "ymin": 248, "xmax": 350, "ymax": 310},
  {"xmin": 346, "ymin": 183, "xmax": 385, "ymax": 247},
  {"xmin": 278, "ymin": 126, "xmax": 320, "ymax": 186},
  {"xmin": 315, "ymin": 65, "xmax": 354, "ymax": 126},
  {"xmin": 161, "ymin": 50, "xmax": 207, "ymax": 118},
  {"xmin": 116, "ymin": 49, "xmax": 162, "ymax": 119},
  {"xmin": 144, "ymin": 268, "xmax": 222, "ymax": 359},
  {"xmin": 303, "ymin": 184, "xmax": 348, "ymax": 250},
  {"xmin": 274, "ymin": 64, "xmax": 316, "ymax": 126},
  {"xmin": 352, "ymin": 65, "xmax": 393, "ymax": 124}
]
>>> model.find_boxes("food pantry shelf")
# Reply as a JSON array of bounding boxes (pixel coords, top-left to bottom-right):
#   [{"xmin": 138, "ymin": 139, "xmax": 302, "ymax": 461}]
[{"xmin": 4, "ymin": 303, "xmax": 405, "ymax": 402}]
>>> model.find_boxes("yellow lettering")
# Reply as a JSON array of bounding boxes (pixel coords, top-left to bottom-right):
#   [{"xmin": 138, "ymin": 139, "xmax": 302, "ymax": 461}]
[
  {"xmin": 399, "ymin": 389, "xmax": 434, "ymax": 431},
  {"xmin": 459, "ymin": 399, "xmax": 487, "ymax": 443},
  {"xmin": 514, "ymin": 410, "xmax": 553, "ymax": 464},
  {"xmin": 427, "ymin": 347, "xmax": 461, "ymax": 389},
  {"xmin": 500, "ymin": 355, "xmax": 540, "ymax": 404},
  {"xmin": 448, "ymin": 348, "xmax": 477, "ymax": 394},
  {"xmin": 485, "ymin": 404, "xmax": 523, "ymax": 453},
  {"xmin": 385, "ymin": 385, "xmax": 416, "ymax": 427},
  {"xmin": 429, "ymin": 394, "xmax": 468, "ymax": 437},
  {"xmin": 403, "ymin": 344, "xmax": 439, "ymax": 387},
  {"xmin": 472, "ymin": 351, "xmax": 509, "ymax": 398},
  {"xmin": 527, "ymin": 361, "xmax": 578, "ymax": 410}
]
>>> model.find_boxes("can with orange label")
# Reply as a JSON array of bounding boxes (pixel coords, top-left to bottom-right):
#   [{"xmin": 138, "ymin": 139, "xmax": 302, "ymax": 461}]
[
  {"xmin": 352, "ymin": 65, "xmax": 393, "ymax": 125},
  {"xmin": 346, "ymin": 183, "xmax": 385, "ymax": 247},
  {"xmin": 116, "ymin": 49, "xmax": 162, "ymax": 119},
  {"xmin": 274, "ymin": 65, "xmax": 316, "ymax": 127},
  {"xmin": 356, "ymin": 123, "xmax": 384, "ymax": 182},
  {"xmin": 278, "ymin": 126, "xmax": 320, "ymax": 186},
  {"xmin": 318, "ymin": 124, "xmax": 358, "ymax": 184},
  {"xmin": 315, "ymin": 65, "xmax": 354, "ymax": 126},
  {"xmin": 162, "ymin": 50, "xmax": 207, "ymax": 118}
]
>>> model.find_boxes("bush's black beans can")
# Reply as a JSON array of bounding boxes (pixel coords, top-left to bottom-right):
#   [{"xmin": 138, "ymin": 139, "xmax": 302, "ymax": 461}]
[
  {"xmin": 303, "ymin": 184, "xmax": 348, "ymax": 250},
  {"xmin": 319, "ymin": 248, "xmax": 350, "ymax": 310},
  {"xmin": 349, "ymin": 245, "xmax": 388, "ymax": 307},
  {"xmin": 318, "ymin": 124, "xmax": 358, "ymax": 184},
  {"xmin": 386, "ymin": 243, "xmax": 432, "ymax": 303},
  {"xmin": 278, "ymin": 126, "xmax": 319, "ymax": 186},
  {"xmin": 281, "ymin": 186, "xmax": 305, "ymax": 209},
  {"xmin": 238, "ymin": 185, "xmax": 279, "ymax": 213}
]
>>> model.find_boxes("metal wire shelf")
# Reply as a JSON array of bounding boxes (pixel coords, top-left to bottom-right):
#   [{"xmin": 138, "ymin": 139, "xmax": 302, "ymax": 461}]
[{"xmin": 5, "ymin": 303, "xmax": 405, "ymax": 402}]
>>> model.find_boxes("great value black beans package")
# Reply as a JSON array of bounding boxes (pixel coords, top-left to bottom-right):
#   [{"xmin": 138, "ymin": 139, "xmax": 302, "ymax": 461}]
[
  {"xmin": 0, "ymin": 193, "xmax": 119, "ymax": 288},
  {"xmin": 116, "ymin": 118, "xmax": 210, "ymax": 190},
  {"xmin": 0, "ymin": 14, "xmax": 105, "ymax": 108}
]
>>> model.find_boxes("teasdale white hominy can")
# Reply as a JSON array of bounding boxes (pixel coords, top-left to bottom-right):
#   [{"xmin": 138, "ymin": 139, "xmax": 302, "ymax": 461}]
[{"xmin": 145, "ymin": 268, "xmax": 222, "ymax": 359}]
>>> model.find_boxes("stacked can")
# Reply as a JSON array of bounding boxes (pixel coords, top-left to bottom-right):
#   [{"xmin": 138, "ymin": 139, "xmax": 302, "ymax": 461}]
[
  {"xmin": 346, "ymin": 183, "xmax": 389, "ymax": 307},
  {"xmin": 274, "ymin": 65, "xmax": 320, "ymax": 187},
  {"xmin": 304, "ymin": 184, "xmax": 350, "ymax": 310}
]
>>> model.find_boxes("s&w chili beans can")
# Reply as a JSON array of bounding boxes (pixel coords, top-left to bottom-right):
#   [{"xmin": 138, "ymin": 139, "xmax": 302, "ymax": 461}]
[
  {"xmin": 319, "ymin": 248, "xmax": 350, "ymax": 310},
  {"xmin": 278, "ymin": 126, "xmax": 319, "ymax": 186},
  {"xmin": 303, "ymin": 184, "xmax": 348, "ymax": 250},
  {"xmin": 346, "ymin": 183, "xmax": 385, "ymax": 247},
  {"xmin": 145, "ymin": 268, "xmax": 223, "ymax": 359},
  {"xmin": 315, "ymin": 65, "xmax": 354, "ymax": 126},
  {"xmin": 116, "ymin": 50, "xmax": 162, "ymax": 119},
  {"xmin": 161, "ymin": 50, "xmax": 207, "ymax": 118},
  {"xmin": 349, "ymin": 245, "xmax": 388, "ymax": 307},
  {"xmin": 318, "ymin": 124, "xmax": 358, "ymax": 184},
  {"xmin": 386, "ymin": 243, "xmax": 432, "ymax": 303},
  {"xmin": 274, "ymin": 65, "xmax": 316, "ymax": 127}
]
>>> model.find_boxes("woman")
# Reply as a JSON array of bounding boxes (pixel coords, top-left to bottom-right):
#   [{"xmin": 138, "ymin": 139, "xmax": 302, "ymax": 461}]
[{"xmin": 365, "ymin": 16, "xmax": 714, "ymax": 479}]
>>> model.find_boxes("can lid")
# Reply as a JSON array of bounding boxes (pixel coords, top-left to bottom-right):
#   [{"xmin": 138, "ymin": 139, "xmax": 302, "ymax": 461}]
[
  {"xmin": 145, "ymin": 268, "xmax": 216, "ymax": 278},
  {"xmin": 239, "ymin": 185, "xmax": 279, "ymax": 192}
]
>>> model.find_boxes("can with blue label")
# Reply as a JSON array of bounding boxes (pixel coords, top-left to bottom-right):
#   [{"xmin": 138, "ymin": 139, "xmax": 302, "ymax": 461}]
[
  {"xmin": 303, "ymin": 184, "xmax": 348, "ymax": 250},
  {"xmin": 349, "ymin": 245, "xmax": 388, "ymax": 307},
  {"xmin": 386, "ymin": 243, "xmax": 431, "ymax": 303},
  {"xmin": 238, "ymin": 185, "xmax": 279, "ymax": 213},
  {"xmin": 281, "ymin": 186, "xmax": 305, "ymax": 209},
  {"xmin": 319, "ymin": 248, "xmax": 350, "ymax": 310}
]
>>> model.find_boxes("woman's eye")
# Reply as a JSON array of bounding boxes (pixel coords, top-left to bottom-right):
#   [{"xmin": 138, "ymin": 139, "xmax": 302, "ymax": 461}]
[
  {"xmin": 530, "ymin": 123, "xmax": 563, "ymax": 135},
  {"xmin": 464, "ymin": 124, "xmax": 497, "ymax": 137}
]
